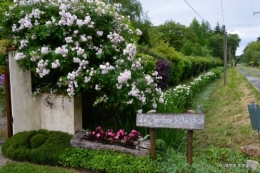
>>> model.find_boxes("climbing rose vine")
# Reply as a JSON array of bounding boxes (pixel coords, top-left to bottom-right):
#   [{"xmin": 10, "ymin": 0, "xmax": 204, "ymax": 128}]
[{"xmin": 1, "ymin": 0, "xmax": 163, "ymax": 112}]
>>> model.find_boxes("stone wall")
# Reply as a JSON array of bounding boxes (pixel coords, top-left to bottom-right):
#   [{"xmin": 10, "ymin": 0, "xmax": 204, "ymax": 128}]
[{"xmin": 9, "ymin": 51, "xmax": 82, "ymax": 135}]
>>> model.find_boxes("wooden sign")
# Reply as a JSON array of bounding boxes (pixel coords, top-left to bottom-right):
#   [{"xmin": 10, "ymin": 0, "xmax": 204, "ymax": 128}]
[
  {"xmin": 136, "ymin": 113, "xmax": 204, "ymax": 130},
  {"xmin": 136, "ymin": 113, "xmax": 205, "ymax": 165}
]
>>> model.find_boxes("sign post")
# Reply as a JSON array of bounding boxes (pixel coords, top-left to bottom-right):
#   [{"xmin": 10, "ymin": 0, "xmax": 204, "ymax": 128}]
[{"xmin": 136, "ymin": 113, "xmax": 204, "ymax": 164}]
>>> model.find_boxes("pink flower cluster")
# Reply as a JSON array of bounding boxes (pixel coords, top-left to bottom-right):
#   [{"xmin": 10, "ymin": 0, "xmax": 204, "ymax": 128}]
[{"xmin": 83, "ymin": 126, "xmax": 141, "ymax": 145}]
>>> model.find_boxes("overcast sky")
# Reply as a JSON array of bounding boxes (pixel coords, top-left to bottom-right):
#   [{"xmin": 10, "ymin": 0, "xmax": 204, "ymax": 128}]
[{"xmin": 139, "ymin": 0, "xmax": 260, "ymax": 56}]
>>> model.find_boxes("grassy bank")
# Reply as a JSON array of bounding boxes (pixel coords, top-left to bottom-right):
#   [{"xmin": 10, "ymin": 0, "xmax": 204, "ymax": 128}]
[{"xmin": 193, "ymin": 66, "xmax": 260, "ymax": 152}]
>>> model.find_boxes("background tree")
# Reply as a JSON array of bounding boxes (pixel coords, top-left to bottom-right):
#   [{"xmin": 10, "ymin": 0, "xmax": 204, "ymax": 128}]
[
  {"xmin": 0, "ymin": 0, "xmax": 13, "ymax": 65},
  {"xmin": 208, "ymin": 34, "xmax": 223, "ymax": 58},
  {"xmin": 105, "ymin": 0, "xmax": 152, "ymax": 46},
  {"xmin": 154, "ymin": 20, "xmax": 196, "ymax": 51},
  {"xmin": 227, "ymin": 33, "xmax": 241, "ymax": 62},
  {"xmin": 243, "ymin": 41, "xmax": 260, "ymax": 65},
  {"xmin": 189, "ymin": 18, "xmax": 212, "ymax": 47},
  {"xmin": 105, "ymin": 0, "xmax": 143, "ymax": 21}
]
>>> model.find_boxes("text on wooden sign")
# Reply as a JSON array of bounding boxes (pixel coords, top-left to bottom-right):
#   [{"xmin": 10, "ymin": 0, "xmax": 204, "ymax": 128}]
[{"xmin": 136, "ymin": 113, "xmax": 204, "ymax": 130}]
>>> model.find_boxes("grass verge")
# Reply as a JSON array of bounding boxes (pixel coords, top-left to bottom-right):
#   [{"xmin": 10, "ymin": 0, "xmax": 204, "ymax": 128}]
[{"xmin": 193, "ymin": 66, "xmax": 260, "ymax": 152}]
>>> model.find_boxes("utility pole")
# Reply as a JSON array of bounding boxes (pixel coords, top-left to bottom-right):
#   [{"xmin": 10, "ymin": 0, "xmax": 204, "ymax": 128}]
[{"xmin": 223, "ymin": 25, "xmax": 227, "ymax": 85}]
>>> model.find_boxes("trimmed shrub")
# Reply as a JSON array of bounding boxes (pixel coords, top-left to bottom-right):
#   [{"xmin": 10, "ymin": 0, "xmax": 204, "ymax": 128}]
[
  {"xmin": 180, "ymin": 55, "xmax": 193, "ymax": 80},
  {"xmin": 152, "ymin": 44, "xmax": 185, "ymax": 86},
  {"xmin": 138, "ymin": 45, "xmax": 223, "ymax": 87},
  {"xmin": 156, "ymin": 59, "xmax": 170, "ymax": 89},
  {"xmin": 30, "ymin": 133, "xmax": 48, "ymax": 149},
  {"xmin": 2, "ymin": 129, "xmax": 72, "ymax": 165}
]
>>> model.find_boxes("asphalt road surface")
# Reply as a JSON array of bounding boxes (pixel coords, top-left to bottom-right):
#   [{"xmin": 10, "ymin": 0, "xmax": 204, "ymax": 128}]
[{"xmin": 237, "ymin": 64, "xmax": 260, "ymax": 91}]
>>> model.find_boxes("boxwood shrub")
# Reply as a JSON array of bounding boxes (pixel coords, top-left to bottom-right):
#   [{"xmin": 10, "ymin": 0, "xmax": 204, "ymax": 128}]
[{"xmin": 2, "ymin": 129, "xmax": 72, "ymax": 165}]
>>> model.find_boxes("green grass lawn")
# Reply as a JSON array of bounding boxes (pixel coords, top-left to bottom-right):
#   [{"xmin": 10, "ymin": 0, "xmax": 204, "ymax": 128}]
[{"xmin": 0, "ymin": 162, "xmax": 78, "ymax": 173}]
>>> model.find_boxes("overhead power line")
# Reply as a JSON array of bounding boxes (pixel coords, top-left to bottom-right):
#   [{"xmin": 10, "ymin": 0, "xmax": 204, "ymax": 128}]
[
  {"xmin": 220, "ymin": 0, "xmax": 225, "ymax": 25},
  {"xmin": 184, "ymin": 0, "xmax": 205, "ymax": 22}
]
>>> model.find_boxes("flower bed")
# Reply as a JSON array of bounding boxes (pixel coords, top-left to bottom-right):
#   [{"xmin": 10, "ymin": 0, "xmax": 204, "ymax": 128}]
[
  {"xmin": 70, "ymin": 131, "xmax": 150, "ymax": 157},
  {"xmin": 82, "ymin": 126, "xmax": 143, "ymax": 147}
]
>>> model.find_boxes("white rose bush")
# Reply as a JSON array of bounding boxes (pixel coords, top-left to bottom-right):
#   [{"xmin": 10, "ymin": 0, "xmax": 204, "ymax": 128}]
[{"xmin": 1, "ymin": 0, "xmax": 163, "ymax": 113}]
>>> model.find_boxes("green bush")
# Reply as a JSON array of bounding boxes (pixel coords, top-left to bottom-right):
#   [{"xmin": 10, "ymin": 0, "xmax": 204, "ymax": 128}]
[
  {"xmin": 29, "ymin": 133, "xmax": 48, "ymax": 149},
  {"xmin": 59, "ymin": 147, "xmax": 157, "ymax": 173},
  {"xmin": 180, "ymin": 55, "xmax": 193, "ymax": 80},
  {"xmin": 211, "ymin": 67, "xmax": 223, "ymax": 79},
  {"xmin": 152, "ymin": 44, "xmax": 185, "ymax": 86},
  {"xmin": 137, "ymin": 53, "xmax": 156, "ymax": 74},
  {"xmin": 2, "ymin": 129, "xmax": 72, "ymax": 165}
]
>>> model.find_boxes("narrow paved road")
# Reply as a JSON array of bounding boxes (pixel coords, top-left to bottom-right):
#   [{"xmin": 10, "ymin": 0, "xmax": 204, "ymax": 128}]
[{"xmin": 237, "ymin": 64, "xmax": 260, "ymax": 91}]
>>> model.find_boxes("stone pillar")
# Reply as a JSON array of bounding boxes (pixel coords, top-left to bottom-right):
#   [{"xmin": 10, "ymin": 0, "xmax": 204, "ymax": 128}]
[{"xmin": 9, "ymin": 51, "xmax": 82, "ymax": 135}]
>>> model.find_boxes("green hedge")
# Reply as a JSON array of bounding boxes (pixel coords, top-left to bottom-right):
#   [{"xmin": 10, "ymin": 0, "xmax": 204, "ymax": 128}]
[{"xmin": 138, "ymin": 45, "xmax": 223, "ymax": 87}]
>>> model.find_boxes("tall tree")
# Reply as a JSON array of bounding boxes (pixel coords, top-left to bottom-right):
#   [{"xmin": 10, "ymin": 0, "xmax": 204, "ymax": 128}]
[
  {"xmin": 105, "ymin": 0, "xmax": 143, "ymax": 21},
  {"xmin": 213, "ymin": 22, "xmax": 224, "ymax": 35},
  {"xmin": 208, "ymin": 34, "xmax": 224, "ymax": 58},
  {"xmin": 227, "ymin": 33, "xmax": 241, "ymax": 61},
  {"xmin": 243, "ymin": 41, "xmax": 260, "ymax": 64},
  {"xmin": 189, "ymin": 18, "xmax": 213, "ymax": 47},
  {"xmin": 105, "ymin": 0, "xmax": 153, "ymax": 46},
  {"xmin": 154, "ymin": 20, "xmax": 196, "ymax": 51}
]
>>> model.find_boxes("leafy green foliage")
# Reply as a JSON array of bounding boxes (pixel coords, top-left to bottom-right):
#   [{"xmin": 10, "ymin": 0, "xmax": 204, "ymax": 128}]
[
  {"xmin": 29, "ymin": 133, "xmax": 48, "ymax": 149},
  {"xmin": 210, "ymin": 67, "xmax": 223, "ymax": 79},
  {"xmin": 156, "ymin": 20, "xmax": 197, "ymax": 51},
  {"xmin": 243, "ymin": 41, "xmax": 260, "ymax": 65},
  {"xmin": 2, "ymin": 129, "xmax": 72, "ymax": 165},
  {"xmin": 152, "ymin": 43, "xmax": 184, "ymax": 86},
  {"xmin": 137, "ymin": 53, "xmax": 156, "ymax": 74},
  {"xmin": 156, "ymin": 147, "xmax": 253, "ymax": 173},
  {"xmin": 139, "ymin": 45, "xmax": 223, "ymax": 88},
  {"xmin": 202, "ymin": 147, "xmax": 249, "ymax": 167},
  {"xmin": 59, "ymin": 147, "xmax": 157, "ymax": 173}
]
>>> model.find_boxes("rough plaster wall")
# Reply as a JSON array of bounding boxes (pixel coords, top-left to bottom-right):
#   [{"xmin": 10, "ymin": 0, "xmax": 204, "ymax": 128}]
[
  {"xmin": 9, "ymin": 52, "xmax": 82, "ymax": 135},
  {"xmin": 9, "ymin": 52, "xmax": 41, "ymax": 134}
]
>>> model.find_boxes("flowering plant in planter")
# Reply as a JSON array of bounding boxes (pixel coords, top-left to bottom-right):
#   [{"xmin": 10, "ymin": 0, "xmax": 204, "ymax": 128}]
[
  {"xmin": 83, "ymin": 126, "xmax": 145, "ymax": 147},
  {"xmin": 0, "ymin": 0, "xmax": 164, "ymax": 112}
]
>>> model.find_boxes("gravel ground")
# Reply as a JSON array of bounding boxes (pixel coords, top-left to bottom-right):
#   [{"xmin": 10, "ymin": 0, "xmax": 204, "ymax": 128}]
[
  {"xmin": 0, "ymin": 146, "xmax": 14, "ymax": 169},
  {"xmin": 0, "ymin": 114, "xmax": 13, "ymax": 169}
]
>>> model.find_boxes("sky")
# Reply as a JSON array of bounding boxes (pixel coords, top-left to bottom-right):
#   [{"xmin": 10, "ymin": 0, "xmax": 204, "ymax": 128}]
[{"xmin": 139, "ymin": 0, "xmax": 260, "ymax": 56}]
